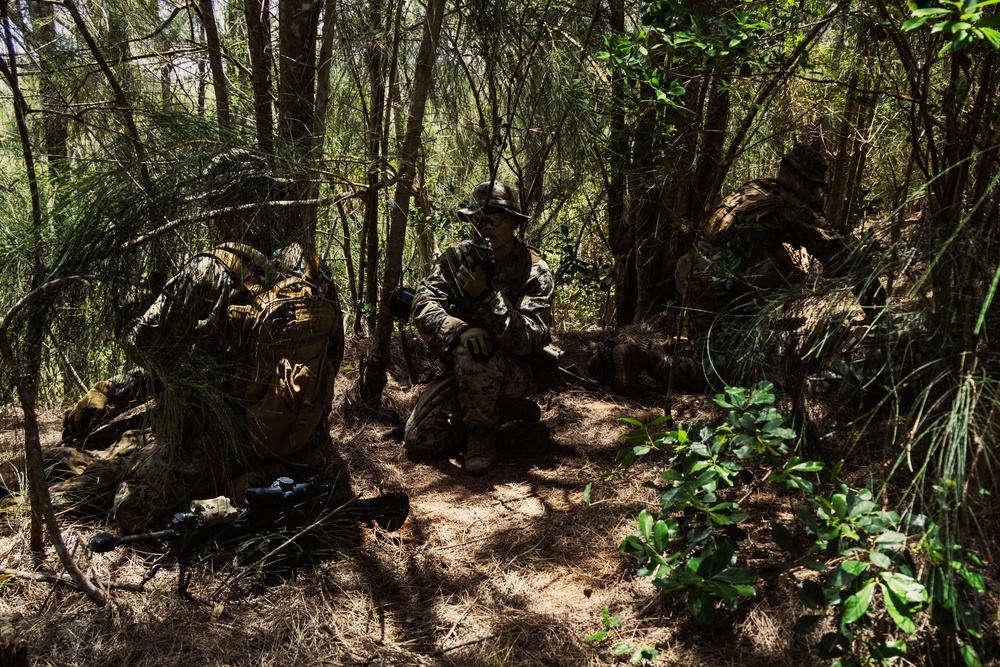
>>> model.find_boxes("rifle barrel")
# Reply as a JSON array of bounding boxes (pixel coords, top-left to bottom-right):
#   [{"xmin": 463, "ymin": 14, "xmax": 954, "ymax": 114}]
[{"xmin": 89, "ymin": 528, "xmax": 179, "ymax": 553}]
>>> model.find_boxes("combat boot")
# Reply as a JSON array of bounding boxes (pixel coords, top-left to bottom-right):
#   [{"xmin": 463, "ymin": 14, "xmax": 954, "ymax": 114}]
[{"xmin": 464, "ymin": 431, "xmax": 497, "ymax": 476}]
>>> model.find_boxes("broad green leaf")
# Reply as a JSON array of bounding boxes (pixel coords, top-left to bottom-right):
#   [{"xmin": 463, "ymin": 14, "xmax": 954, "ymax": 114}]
[
  {"xmin": 881, "ymin": 583, "xmax": 917, "ymax": 634},
  {"xmin": 586, "ymin": 630, "xmax": 608, "ymax": 642},
  {"xmin": 911, "ymin": 7, "xmax": 953, "ymax": 16},
  {"xmin": 841, "ymin": 580, "xmax": 876, "ymax": 624},
  {"xmin": 841, "ymin": 560, "xmax": 869, "ymax": 576},
  {"xmin": 953, "ymin": 562, "xmax": 986, "ymax": 592},
  {"xmin": 959, "ymin": 641, "xmax": 982, "ymax": 667},
  {"xmin": 630, "ymin": 646, "xmax": 660, "ymax": 663},
  {"xmin": 653, "ymin": 520, "xmax": 671, "ymax": 552},
  {"xmin": 815, "ymin": 632, "xmax": 850, "ymax": 660},
  {"xmin": 797, "ymin": 580, "xmax": 827, "ymax": 609},
  {"xmin": 869, "ymin": 550, "xmax": 892, "ymax": 570},
  {"xmin": 881, "ymin": 572, "xmax": 929, "ymax": 605},
  {"xmin": 875, "ymin": 531, "xmax": 907, "ymax": 549},
  {"xmin": 832, "ymin": 493, "xmax": 848, "ymax": 519},
  {"xmin": 582, "ymin": 483, "xmax": 592, "ymax": 505},
  {"xmin": 639, "ymin": 509, "xmax": 654, "ymax": 540},
  {"xmin": 706, "ymin": 580, "xmax": 739, "ymax": 609},
  {"xmin": 688, "ymin": 590, "xmax": 716, "ymax": 625},
  {"xmin": 613, "ymin": 643, "xmax": 634, "ymax": 656},
  {"xmin": 847, "ymin": 497, "xmax": 877, "ymax": 518},
  {"xmin": 714, "ymin": 567, "xmax": 755, "ymax": 584}
]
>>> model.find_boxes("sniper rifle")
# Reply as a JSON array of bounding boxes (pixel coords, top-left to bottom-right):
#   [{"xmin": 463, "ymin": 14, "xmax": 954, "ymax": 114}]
[{"xmin": 89, "ymin": 477, "xmax": 409, "ymax": 596}]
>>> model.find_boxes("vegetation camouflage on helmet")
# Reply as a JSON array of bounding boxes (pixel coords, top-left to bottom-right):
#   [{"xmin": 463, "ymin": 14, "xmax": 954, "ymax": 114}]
[
  {"xmin": 457, "ymin": 180, "xmax": 530, "ymax": 223},
  {"xmin": 781, "ymin": 143, "xmax": 828, "ymax": 186}
]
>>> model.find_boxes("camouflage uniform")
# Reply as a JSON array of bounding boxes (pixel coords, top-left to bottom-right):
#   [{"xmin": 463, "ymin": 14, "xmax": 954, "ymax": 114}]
[
  {"xmin": 404, "ymin": 239, "xmax": 555, "ymax": 458},
  {"xmin": 676, "ymin": 177, "xmax": 849, "ymax": 327},
  {"xmin": 46, "ymin": 242, "xmax": 344, "ymax": 532}
]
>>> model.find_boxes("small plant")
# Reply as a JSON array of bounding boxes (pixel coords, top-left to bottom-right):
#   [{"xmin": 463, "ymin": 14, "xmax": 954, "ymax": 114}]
[
  {"xmin": 617, "ymin": 381, "xmax": 816, "ymax": 625},
  {"xmin": 585, "ymin": 606, "xmax": 660, "ymax": 664},
  {"xmin": 770, "ymin": 486, "xmax": 987, "ymax": 667}
]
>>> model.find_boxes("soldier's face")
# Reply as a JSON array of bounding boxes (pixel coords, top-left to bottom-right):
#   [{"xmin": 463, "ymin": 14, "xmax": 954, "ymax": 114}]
[
  {"xmin": 806, "ymin": 182, "xmax": 827, "ymax": 210},
  {"xmin": 473, "ymin": 210, "xmax": 517, "ymax": 250}
]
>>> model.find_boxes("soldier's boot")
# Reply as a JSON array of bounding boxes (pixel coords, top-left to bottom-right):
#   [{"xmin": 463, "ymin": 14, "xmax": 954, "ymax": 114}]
[
  {"xmin": 464, "ymin": 431, "xmax": 497, "ymax": 476},
  {"xmin": 498, "ymin": 397, "xmax": 542, "ymax": 424},
  {"xmin": 613, "ymin": 343, "xmax": 664, "ymax": 394}
]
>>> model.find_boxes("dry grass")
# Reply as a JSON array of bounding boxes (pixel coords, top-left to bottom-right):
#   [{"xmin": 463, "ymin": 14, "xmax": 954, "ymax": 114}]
[{"xmin": 1, "ymin": 335, "xmax": 996, "ymax": 667}]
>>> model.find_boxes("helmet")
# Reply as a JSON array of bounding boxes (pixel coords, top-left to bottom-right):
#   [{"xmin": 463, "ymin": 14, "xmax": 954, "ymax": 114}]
[
  {"xmin": 457, "ymin": 180, "xmax": 530, "ymax": 223},
  {"xmin": 781, "ymin": 143, "xmax": 828, "ymax": 186},
  {"xmin": 202, "ymin": 148, "xmax": 290, "ymax": 208}
]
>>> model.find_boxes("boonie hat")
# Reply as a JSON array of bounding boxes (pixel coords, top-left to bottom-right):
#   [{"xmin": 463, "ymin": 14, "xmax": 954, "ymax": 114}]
[
  {"xmin": 781, "ymin": 143, "xmax": 829, "ymax": 186},
  {"xmin": 457, "ymin": 180, "xmax": 530, "ymax": 223}
]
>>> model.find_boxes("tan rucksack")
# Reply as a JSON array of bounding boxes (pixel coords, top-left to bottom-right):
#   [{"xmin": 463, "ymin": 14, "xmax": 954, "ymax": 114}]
[{"xmin": 208, "ymin": 242, "xmax": 339, "ymax": 461}]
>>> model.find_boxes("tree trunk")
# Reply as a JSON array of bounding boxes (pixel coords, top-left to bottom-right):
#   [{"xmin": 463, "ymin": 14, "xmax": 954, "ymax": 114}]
[
  {"xmin": 359, "ymin": 0, "xmax": 388, "ymax": 332},
  {"xmin": 361, "ymin": 0, "xmax": 446, "ymax": 406},
  {"xmin": 277, "ymin": 0, "xmax": 323, "ymax": 245},
  {"xmin": 244, "ymin": 0, "xmax": 274, "ymax": 152},
  {"xmin": 605, "ymin": 0, "xmax": 635, "ymax": 326},
  {"xmin": 197, "ymin": 0, "xmax": 231, "ymax": 130}
]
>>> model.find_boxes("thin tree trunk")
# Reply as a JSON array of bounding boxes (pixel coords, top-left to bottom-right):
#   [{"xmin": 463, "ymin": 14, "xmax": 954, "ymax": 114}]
[
  {"xmin": 277, "ymin": 0, "xmax": 322, "ymax": 245},
  {"xmin": 361, "ymin": 0, "xmax": 388, "ymax": 331},
  {"xmin": 196, "ymin": 0, "xmax": 231, "ymax": 130},
  {"xmin": 0, "ymin": 277, "xmax": 107, "ymax": 607},
  {"xmin": 244, "ymin": 0, "xmax": 274, "ymax": 152},
  {"xmin": 361, "ymin": 0, "xmax": 447, "ymax": 406},
  {"xmin": 605, "ymin": 0, "xmax": 635, "ymax": 326}
]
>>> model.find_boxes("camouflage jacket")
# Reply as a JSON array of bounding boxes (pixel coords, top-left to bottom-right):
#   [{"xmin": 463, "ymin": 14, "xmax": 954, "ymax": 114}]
[
  {"xmin": 412, "ymin": 239, "xmax": 554, "ymax": 359},
  {"xmin": 701, "ymin": 178, "xmax": 848, "ymax": 271},
  {"xmin": 127, "ymin": 242, "xmax": 343, "ymax": 387}
]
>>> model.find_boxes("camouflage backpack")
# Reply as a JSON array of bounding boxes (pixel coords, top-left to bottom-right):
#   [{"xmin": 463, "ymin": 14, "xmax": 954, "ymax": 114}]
[{"xmin": 208, "ymin": 242, "xmax": 340, "ymax": 461}]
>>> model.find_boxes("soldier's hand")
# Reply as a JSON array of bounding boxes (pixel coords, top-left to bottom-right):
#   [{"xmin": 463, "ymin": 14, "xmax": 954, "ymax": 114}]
[
  {"xmin": 459, "ymin": 327, "xmax": 494, "ymax": 362},
  {"xmin": 62, "ymin": 381, "xmax": 115, "ymax": 439},
  {"xmin": 457, "ymin": 263, "xmax": 494, "ymax": 303}
]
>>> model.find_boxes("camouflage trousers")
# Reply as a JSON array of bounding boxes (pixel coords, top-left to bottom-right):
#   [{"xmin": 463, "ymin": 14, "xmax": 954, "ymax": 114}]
[{"xmin": 404, "ymin": 344, "xmax": 535, "ymax": 459}]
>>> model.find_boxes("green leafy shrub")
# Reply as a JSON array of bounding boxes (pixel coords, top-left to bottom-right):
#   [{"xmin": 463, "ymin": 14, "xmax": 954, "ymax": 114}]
[{"xmin": 605, "ymin": 382, "xmax": 988, "ymax": 666}]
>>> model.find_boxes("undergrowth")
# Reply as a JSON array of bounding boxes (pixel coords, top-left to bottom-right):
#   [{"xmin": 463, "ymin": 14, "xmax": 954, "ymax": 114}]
[{"xmin": 589, "ymin": 381, "xmax": 989, "ymax": 667}]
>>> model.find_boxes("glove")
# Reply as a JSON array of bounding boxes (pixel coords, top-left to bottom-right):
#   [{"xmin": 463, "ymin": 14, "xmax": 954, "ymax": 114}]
[
  {"xmin": 457, "ymin": 263, "xmax": 494, "ymax": 303},
  {"xmin": 62, "ymin": 380, "xmax": 115, "ymax": 439},
  {"xmin": 459, "ymin": 327, "xmax": 494, "ymax": 362}
]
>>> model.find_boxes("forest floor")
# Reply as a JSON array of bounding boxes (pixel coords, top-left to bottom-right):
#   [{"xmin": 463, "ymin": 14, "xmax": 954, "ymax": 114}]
[{"xmin": 0, "ymin": 330, "xmax": 996, "ymax": 666}]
